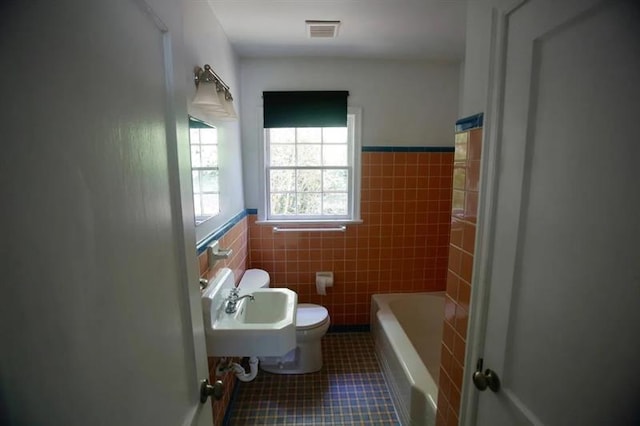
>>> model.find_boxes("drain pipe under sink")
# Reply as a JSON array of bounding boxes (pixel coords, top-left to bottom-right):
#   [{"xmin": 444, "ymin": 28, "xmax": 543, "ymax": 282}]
[{"xmin": 229, "ymin": 356, "xmax": 259, "ymax": 382}]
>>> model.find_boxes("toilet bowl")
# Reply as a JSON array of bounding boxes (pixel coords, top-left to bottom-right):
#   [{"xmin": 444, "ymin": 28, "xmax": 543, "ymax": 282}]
[{"xmin": 238, "ymin": 269, "xmax": 330, "ymax": 374}]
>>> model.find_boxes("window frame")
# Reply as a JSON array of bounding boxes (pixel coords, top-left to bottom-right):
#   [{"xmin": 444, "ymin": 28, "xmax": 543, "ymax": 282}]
[{"xmin": 257, "ymin": 107, "xmax": 362, "ymax": 224}]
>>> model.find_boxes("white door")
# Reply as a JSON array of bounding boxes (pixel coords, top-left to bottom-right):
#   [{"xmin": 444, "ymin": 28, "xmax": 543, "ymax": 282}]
[
  {"xmin": 0, "ymin": 1, "xmax": 213, "ymax": 425},
  {"xmin": 467, "ymin": 0, "xmax": 640, "ymax": 425}
]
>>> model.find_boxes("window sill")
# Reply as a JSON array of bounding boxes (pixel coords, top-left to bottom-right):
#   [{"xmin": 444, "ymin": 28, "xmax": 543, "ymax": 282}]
[{"xmin": 254, "ymin": 219, "xmax": 363, "ymax": 226}]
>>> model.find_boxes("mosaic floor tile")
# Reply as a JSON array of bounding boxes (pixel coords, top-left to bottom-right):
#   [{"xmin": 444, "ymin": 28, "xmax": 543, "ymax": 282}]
[{"xmin": 225, "ymin": 332, "xmax": 400, "ymax": 426}]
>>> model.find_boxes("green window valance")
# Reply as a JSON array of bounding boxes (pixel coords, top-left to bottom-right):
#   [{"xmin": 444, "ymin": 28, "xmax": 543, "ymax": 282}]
[{"xmin": 263, "ymin": 91, "xmax": 349, "ymax": 128}]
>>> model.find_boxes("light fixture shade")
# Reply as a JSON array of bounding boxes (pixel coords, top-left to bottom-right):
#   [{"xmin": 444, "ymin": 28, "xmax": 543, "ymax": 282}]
[
  {"xmin": 223, "ymin": 99, "xmax": 237, "ymax": 120},
  {"xmin": 211, "ymin": 89, "xmax": 237, "ymax": 121},
  {"xmin": 192, "ymin": 81, "xmax": 225, "ymax": 111},
  {"xmin": 192, "ymin": 65, "xmax": 237, "ymax": 121}
]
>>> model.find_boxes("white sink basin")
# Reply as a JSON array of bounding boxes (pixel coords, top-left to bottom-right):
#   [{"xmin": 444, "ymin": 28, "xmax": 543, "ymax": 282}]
[{"xmin": 201, "ymin": 268, "xmax": 297, "ymax": 357}]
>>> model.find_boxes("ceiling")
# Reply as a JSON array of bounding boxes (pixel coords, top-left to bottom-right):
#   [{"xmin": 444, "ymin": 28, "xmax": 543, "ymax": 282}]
[{"xmin": 206, "ymin": 0, "xmax": 467, "ymax": 61}]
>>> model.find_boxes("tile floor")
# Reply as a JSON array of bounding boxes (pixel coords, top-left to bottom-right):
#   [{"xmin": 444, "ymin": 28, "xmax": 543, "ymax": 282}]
[{"xmin": 225, "ymin": 332, "xmax": 401, "ymax": 425}]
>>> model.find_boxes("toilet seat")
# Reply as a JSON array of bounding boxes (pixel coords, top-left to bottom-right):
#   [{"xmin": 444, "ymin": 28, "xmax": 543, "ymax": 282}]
[{"xmin": 296, "ymin": 304, "xmax": 329, "ymax": 330}]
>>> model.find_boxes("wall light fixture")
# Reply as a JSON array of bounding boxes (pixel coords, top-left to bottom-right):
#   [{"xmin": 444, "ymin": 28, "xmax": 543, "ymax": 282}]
[{"xmin": 193, "ymin": 64, "xmax": 237, "ymax": 120}]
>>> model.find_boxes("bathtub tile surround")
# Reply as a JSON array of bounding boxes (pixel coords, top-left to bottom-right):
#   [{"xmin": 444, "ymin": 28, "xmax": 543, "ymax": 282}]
[
  {"xmin": 453, "ymin": 113, "xmax": 483, "ymax": 132},
  {"xmin": 197, "ymin": 214, "xmax": 249, "ymax": 426},
  {"xmin": 226, "ymin": 332, "xmax": 400, "ymax": 425},
  {"xmin": 248, "ymin": 148, "xmax": 454, "ymax": 325},
  {"xmin": 436, "ymin": 116, "xmax": 483, "ymax": 426}
]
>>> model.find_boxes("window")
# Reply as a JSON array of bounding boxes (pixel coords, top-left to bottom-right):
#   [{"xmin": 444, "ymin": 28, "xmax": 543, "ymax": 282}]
[
  {"xmin": 189, "ymin": 117, "xmax": 219, "ymax": 224},
  {"xmin": 262, "ymin": 109, "xmax": 361, "ymax": 222}
]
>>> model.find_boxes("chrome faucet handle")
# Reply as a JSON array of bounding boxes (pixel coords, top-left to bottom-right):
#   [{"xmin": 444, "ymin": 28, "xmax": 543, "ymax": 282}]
[
  {"xmin": 224, "ymin": 290, "xmax": 253, "ymax": 314},
  {"xmin": 199, "ymin": 278, "xmax": 209, "ymax": 290},
  {"xmin": 228, "ymin": 287, "xmax": 239, "ymax": 298},
  {"xmin": 224, "ymin": 301, "xmax": 236, "ymax": 314}
]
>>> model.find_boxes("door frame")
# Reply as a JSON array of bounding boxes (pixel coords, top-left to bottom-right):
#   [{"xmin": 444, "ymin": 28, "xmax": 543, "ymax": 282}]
[
  {"xmin": 458, "ymin": 2, "xmax": 525, "ymax": 425},
  {"xmin": 140, "ymin": 0, "xmax": 212, "ymax": 421}
]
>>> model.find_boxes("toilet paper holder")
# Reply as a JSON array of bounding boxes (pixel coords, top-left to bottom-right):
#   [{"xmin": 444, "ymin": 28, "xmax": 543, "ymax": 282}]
[{"xmin": 315, "ymin": 272, "xmax": 334, "ymax": 295}]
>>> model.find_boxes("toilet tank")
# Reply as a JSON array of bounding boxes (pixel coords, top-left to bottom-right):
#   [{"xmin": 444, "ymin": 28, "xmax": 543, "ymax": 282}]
[{"xmin": 238, "ymin": 269, "xmax": 270, "ymax": 291}]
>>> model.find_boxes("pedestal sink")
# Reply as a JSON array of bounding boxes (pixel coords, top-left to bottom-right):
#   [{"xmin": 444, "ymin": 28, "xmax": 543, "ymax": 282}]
[{"xmin": 201, "ymin": 268, "xmax": 297, "ymax": 357}]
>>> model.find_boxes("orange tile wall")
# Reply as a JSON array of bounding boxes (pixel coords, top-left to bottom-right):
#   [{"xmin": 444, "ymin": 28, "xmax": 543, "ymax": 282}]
[
  {"xmin": 436, "ymin": 128, "xmax": 482, "ymax": 426},
  {"xmin": 248, "ymin": 150, "xmax": 454, "ymax": 325},
  {"xmin": 195, "ymin": 150, "xmax": 456, "ymax": 424},
  {"xmin": 197, "ymin": 216, "xmax": 249, "ymax": 426}
]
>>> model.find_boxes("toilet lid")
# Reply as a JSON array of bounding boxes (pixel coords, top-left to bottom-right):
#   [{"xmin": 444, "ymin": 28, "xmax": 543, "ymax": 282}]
[
  {"xmin": 238, "ymin": 269, "xmax": 270, "ymax": 290},
  {"xmin": 296, "ymin": 304, "xmax": 329, "ymax": 330}
]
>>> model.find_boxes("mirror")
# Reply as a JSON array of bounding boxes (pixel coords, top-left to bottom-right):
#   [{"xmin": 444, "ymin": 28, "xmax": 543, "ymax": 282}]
[{"xmin": 189, "ymin": 116, "xmax": 220, "ymax": 225}]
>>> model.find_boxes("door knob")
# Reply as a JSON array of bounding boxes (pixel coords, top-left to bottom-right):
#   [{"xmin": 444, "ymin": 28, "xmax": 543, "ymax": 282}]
[
  {"xmin": 472, "ymin": 358, "xmax": 500, "ymax": 392},
  {"xmin": 200, "ymin": 379, "xmax": 224, "ymax": 403}
]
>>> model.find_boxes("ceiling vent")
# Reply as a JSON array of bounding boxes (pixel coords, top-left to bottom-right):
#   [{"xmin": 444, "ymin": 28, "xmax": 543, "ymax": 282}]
[{"xmin": 306, "ymin": 20, "xmax": 341, "ymax": 39}]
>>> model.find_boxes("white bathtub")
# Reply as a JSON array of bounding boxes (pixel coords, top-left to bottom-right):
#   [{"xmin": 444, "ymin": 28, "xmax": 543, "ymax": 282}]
[{"xmin": 371, "ymin": 292, "xmax": 445, "ymax": 426}]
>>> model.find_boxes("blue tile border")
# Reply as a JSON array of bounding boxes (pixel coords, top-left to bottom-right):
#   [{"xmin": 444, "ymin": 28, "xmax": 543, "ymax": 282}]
[
  {"xmin": 455, "ymin": 113, "xmax": 484, "ymax": 132},
  {"xmin": 361, "ymin": 146, "xmax": 454, "ymax": 152},
  {"xmin": 196, "ymin": 209, "xmax": 250, "ymax": 255},
  {"xmin": 328, "ymin": 324, "xmax": 371, "ymax": 333}
]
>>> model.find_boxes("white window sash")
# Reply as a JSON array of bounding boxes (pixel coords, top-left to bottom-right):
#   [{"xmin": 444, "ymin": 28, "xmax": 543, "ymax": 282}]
[{"xmin": 258, "ymin": 107, "xmax": 362, "ymax": 224}]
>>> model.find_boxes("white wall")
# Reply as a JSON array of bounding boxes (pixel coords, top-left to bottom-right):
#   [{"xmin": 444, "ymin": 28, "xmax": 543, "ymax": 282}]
[
  {"xmin": 459, "ymin": 0, "xmax": 520, "ymax": 117},
  {"xmin": 459, "ymin": 2, "xmax": 493, "ymax": 117},
  {"xmin": 183, "ymin": 0, "xmax": 245, "ymax": 243},
  {"xmin": 239, "ymin": 57, "xmax": 460, "ymax": 208}
]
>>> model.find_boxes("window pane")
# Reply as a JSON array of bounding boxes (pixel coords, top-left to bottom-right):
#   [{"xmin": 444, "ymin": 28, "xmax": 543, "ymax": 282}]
[
  {"xmin": 190, "ymin": 129, "xmax": 200, "ymax": 145},
  {"xmin": 297, "ymin": 193, "xmax": 321, "ymax": 215},
  {"xmin": 202, "ymin": 194, "xmax": 219, "ymax": 215},
  {"xmin": 191, "ymin": 146, "xmax": 201, "ymax": 167},
  {"xmin": 323, "ymin": 127, "xmax": 347, "ymax": 143},
  {"xmin": 193, "ymin": 194, "xmax": 202, "ymax": 216},
  {"xmin": 201, "ymin": 170, "xmax": 219, "ymax": 192},
  {"xmin": 270, "ymin": 144, "xmax": 295, "ymax": 166},
  {"xmin": 323, "ymin": 193, "xmax": 348, "ymax": 215},
  {"xmin": 189, "ymin": 122, "xmax": 219, "ymax": 227},
  {"xmin": 199, "ymin": 128, "xmax": 217, "ymax": 144},
  {"xmin": 264, "ymin": 113, "xmax": 358, "ymax": 221},
  {"xmin": 323, "ymin": 169, "xmax": 348, "ymax": 191},
  {"xmin": 271, "ymin": 193, "xmax": 296, "ymax": 215},
  {"xmin": 201, "ymin": 145, "xmax": 218, "ymax": 167},
  {"xmin": 323, "ymin": 145, "xmax": 348, "ymax": 166},
  {"xmin": 270, "ymin": 169, "xmax": 295, "ymax": 192},
  {"xmin": 297, "ymin": 128, "xmax": 321, "ymax": 143},
  {"xmin": 192, "ymin": 171, "xmax": 201, "ymax": 193},
  {"xmin": 297, "ymin": 144, "xmax": 321, "ymax": 166},
  {"xmin": 270, "ymin": 128, "xmax": 295, "ymax": 143},
  {"xmin": 296, "ymin": 169, "xmax": 322, "ymax": 192}
]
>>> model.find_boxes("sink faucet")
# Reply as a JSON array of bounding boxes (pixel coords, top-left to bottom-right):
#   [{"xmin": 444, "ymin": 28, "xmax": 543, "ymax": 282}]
[{"xmin": 225, "ymin": 288, "xmax": 255, "ymax": 314}]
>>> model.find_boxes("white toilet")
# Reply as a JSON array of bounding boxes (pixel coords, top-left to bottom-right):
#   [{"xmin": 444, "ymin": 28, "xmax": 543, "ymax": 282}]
[{"xmin": 238, "ymin": 269, "xmax": 330, "ymax": 374}]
